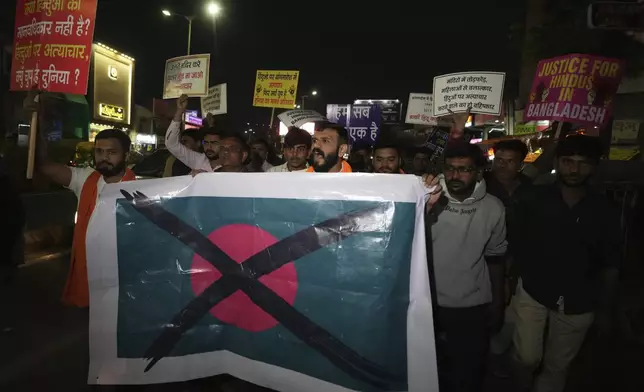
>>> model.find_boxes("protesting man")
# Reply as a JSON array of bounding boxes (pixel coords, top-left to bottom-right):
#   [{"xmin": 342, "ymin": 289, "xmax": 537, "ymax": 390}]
[
  {"xmin": 372, "ymin": 142, "xmax": 404, "ymax": 174},
  {"xmin": 214, "ymin": 133, "xmax": 251, "ymax": 173},
  {"xmin": 249, "ymin": 139, "xmax": 274, "ymax": 172},
  {"xmin": 411, "ymin": 148, "xmax": 431, "ymax": 176},
  {"xmin": 306, "ymin": 122, "xmax": 353, "ymax": 173},
  {"xmin": 163, "ymin": 129, "xmax": 200, "ymax": 177},
  {"xmin": 348, "ymin": 144, "xmax": 371, "ymax": 172},
  {"xmin": 167, "ymin": 94, "xmax": 222, "ymax": 172},
  {"xmin": 33, "ymin": 103, "xmax": 135, "ymax": 307},
  {"xmin": 267, "ymin": 127, "xmax": 311, "ymax": 172},
  {"xmin": 485, "ymin": 139, "xmax": 533, "ymax": 375},
  {"xmin": 429, "ymin": 140, "xmax": 507, "ymax": 392},
  {"xmin": 512, "ymin": 135, "xmax": 621, "ymax": 392}
]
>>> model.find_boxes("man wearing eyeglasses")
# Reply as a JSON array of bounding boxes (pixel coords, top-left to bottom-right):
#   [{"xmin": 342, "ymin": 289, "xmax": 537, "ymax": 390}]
[
  {"xmin": 166, "ymin": 94, "xmax": 223, "ymax": 172},
  {"xmin": 214, "ymin": 133, "xmax": 251, "ymax": 173},
  {"xmin": 430, "ymin": 140, "xmax": 507, "ymax": 392},
  {"xmin": 267, "ymin": 127, "xmax": 311, "ymax": 172}
]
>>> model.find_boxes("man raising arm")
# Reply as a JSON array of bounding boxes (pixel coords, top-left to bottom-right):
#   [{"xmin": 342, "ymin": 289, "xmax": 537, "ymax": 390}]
[
  {"xmin": 30, "ymin": 92, "xmax": 136, "ymax": 307},
  {"xmin": 166, "ymin": 94, "xmax": 222, "ymax": 172}
]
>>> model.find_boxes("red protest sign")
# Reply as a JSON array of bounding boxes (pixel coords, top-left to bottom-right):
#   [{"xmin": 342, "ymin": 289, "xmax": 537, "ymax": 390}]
[{"xmin": 10, "ymin": 0, "xmax": 98, "ymax": 95}]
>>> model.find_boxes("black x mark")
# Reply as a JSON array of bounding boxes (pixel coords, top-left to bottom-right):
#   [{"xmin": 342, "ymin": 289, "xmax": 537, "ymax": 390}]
[{"xmin": 119, "ymin": 190, "xmax": 405, "ymax": 389}]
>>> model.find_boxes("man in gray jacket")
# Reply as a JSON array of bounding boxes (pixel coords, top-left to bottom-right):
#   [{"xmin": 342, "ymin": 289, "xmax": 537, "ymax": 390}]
[{"xmin": 430, "ymin": 140, "xmax": 508, "ymax": 392}]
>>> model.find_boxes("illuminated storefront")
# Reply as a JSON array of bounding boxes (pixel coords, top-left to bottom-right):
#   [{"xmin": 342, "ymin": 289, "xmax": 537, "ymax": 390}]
[{"xmin": 87, "ymin": 42, "xmax": 135, "ymax": 141}]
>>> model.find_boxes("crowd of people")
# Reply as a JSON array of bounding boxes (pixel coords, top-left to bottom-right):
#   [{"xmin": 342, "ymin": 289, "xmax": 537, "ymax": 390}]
[{"xmin": 19, "ymin": 92, "xmax": 623, "ymax": 392}]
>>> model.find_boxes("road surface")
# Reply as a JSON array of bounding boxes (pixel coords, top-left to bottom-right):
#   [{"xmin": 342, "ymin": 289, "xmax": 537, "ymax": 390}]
[{"xmin": 1, "ymin": 254, "xmax": 642, "ymax": 391}]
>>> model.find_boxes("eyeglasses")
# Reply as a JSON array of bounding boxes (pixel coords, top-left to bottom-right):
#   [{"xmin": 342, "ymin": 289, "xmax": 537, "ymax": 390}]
[{"xmin": 443, "ymin": 165, "xmax": 477, "ymax": 174}]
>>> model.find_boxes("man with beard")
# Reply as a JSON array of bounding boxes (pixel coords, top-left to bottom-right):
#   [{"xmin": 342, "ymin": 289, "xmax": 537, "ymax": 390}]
[
  {"xmin": 512, "ymin": 135, "xmax": 621, "ymax": 392},
  {"xmin": 430, "ymin": 140, "xmax": 507, "ymax": 392},
  {"xmin": 372, "ymin": 142, "xmax": 404, "ymax": 174},
  {"xmin": 166, "ymin": 94, "xmax": 222, "ymax": 172},
  {"xmin": 306, "ymin": 122, "xmax": 352, "ymax": 173},
  {"xmin": 37, "ymin": 126, "xmax": 135, "ymax": 307},
  {"xmin": 267, "ymin": 127, "xmax": 311, "ymax": 172}
]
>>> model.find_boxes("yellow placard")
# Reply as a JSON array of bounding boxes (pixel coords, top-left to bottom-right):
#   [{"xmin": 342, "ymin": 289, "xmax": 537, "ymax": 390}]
[
  {"xmin": 252, "ymin": 70, "xmax": 299, "ymax": 109},
  {"xmin": 609, "ymin": 147, "xmax": 640, "ymax": 161}
]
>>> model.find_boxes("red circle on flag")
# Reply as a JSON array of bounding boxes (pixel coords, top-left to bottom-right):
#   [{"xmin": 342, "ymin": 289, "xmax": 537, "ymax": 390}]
[{"xmin": 190, "ymin": 224, "xmax": 298, "ymax": 332}]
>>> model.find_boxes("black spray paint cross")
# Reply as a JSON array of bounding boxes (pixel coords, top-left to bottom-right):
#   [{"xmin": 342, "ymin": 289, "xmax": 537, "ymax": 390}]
[{"xmin": 119, "ymin": 190, "xmax": 405, "ymax": 389}]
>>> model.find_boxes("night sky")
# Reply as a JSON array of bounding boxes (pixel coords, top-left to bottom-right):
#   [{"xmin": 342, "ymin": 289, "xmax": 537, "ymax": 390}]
[{"xmin": 2, "ymin": 0, "xmax": 523, "ymax": 129}]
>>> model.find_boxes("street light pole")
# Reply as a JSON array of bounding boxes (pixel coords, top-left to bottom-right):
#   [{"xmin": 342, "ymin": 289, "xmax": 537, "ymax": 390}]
[{"xmin": 186, "ymin": 16, "xmax": 194, "ymax": 55}]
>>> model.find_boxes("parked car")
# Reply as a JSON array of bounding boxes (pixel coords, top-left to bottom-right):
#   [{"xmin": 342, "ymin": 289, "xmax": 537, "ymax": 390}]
[{"xmin": 132, "ymin": 149, "xmax": 171, "ymax": 179}]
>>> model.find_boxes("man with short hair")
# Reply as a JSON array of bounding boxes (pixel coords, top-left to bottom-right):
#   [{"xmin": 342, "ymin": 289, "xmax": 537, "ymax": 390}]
[
  {"xmin": 348, "ymin": 144, "xmax": 371, "ymax": 172},
  {"xmin": 430, "ymin": 140, "xmax": 507, "ymax": 392},
  {"xmin": 512, "ymin": 135, "xmax": 621, "ymax": 392},
  {"xmin": 372, "ymin": 142, "xmax": 404, "ymax": 174},
  {"xmin": 306, "ymin": 123, "xmax": 352, "ymax": 173},
  {"xmin": 249, "ymin": 139, "xmax": 274, "ymax": 172},
  {"xmin": 163, "ymin": 129, "xmax": 200, "ymax": 177},
  {"xmin": 214, "ymin": 133, "xmax": 251, "ymax": 173},
  {"xmin": 167, "ymin": 94, "xmax": 222, "ymax": 172},
  {"xmin": 485, "ymin": 139, "xmax": 533, "ymax": 377},
  {"xmin": 412, "ymin": 148, "xmax": 431, "ymax": 176},
  {"xmin": 268, "ymin": 127, "xmax": 311, "ymax": 172},
  {"xmin": 37, "ymin": 124, "xmax": 136, "ymax": 307}
]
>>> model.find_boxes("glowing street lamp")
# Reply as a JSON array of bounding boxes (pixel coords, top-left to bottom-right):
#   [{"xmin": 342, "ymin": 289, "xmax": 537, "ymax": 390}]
[
  {"xmin": 162, "ymin": 2, "xmax": 222, "ymax": 55},
  {"xmin": 207, "ymin": 2, "xmax": 221, "ymax": 16}
]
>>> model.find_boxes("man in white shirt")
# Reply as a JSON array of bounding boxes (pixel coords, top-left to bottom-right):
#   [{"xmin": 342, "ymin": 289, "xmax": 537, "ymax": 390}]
[
  {"xmin": 167, "ymin": 94, "xmax": 222, "ymax": 172},
  {"xmin": 267, "ymin": 127, "xmax": 311, "ymax": 172}
]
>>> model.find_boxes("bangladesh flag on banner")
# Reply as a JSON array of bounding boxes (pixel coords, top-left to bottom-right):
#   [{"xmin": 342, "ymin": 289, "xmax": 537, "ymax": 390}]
[{"xmin": 86, "ymin": 174, "xmax": 438, "ymax": 391}]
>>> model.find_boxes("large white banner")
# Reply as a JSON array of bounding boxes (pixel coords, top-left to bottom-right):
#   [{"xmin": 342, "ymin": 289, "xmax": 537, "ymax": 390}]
[
  {"xmin": 432, "ymin": 71, "xmax": 505, "ymax": 116},
  {"xmin": 405, "ymin": 93, "xmax": 438, "ymax": 126},
  {"xmin": 86, "ymin": 174, "xmax": 438, "ymax": 391},
  {"xmin": 201, "ymin": 83, "xmax": 228, "ymax": 116},
  {"xmin": 163, "ymin": 54, "xmax": 210, "ymax": 99}
]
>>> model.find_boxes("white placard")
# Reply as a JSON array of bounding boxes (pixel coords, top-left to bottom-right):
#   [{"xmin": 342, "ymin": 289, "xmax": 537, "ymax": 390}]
[
  {"xmin": 85, "ymin": 174, "xmax": 438, "ymax": 392},
  {"xmin": 201, "ymin": 83, "xmax": 228, "ymax": 116},
  {"xmin": 278, "ymin": 110, "xmax": 328, "ymax": 128},
  {"xmin": 163, "ymin": 54, "xmax": 210, "ymax": 99},
  {"xmin": 432, "ymin": 72, "xmax": 505, "ymax": 116},
  {"xmin": 405, "ymin": 93, "xmax": 438, "ymax": 125}
]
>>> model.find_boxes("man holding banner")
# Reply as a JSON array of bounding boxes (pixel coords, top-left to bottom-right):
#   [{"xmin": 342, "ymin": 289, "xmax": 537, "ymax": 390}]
[
  {"xmin": 306, "ymin": 122, "xmax": 353, "ymax": 173},
  {"xmin": 267, "ymin": 127, "xmax": 312, "ymax": 172},
  {"xmin": 26, "ymin": 91, "xmax": 136, "ymax": 308}
]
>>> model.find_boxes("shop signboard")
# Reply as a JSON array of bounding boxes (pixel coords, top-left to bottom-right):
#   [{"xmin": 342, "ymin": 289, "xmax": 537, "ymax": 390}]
[
  {"xmin": 184, "ymin": 110, "xmax": 203, "ymax": 126},
  {"xmin": 252, "ymin": 70, "xmax": 299, "ymax": 109},
  {"xmin": 92, "ymin": 44, "xmax": 134, "ymax": 126},
  {"xmin": 163, "ymin": 54, "xmax": 210, "ymax": 99},
  {"xmin": 432, "ymin": 72, "xmax": 506, "ymax": 116},
  {"xmin": 10, "ymin": 0, "xmax": 98, "ymax": 94},
  {"xmin": 611, "ymin": 119, "xmax": 640, "ymax": 145},
  {"xmin": 524, "ymin": 54, "xmax": 623, "ymax": 127}
]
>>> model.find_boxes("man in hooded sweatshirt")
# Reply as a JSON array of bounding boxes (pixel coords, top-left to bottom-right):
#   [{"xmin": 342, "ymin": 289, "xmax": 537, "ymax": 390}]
[{"xmin": 430, "ymin": 140, "xmax": 508, "ymax": 392}]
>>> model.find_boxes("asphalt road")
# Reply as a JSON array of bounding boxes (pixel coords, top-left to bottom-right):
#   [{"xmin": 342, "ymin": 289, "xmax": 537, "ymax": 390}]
[{"xmin": 1, "ymin": 255, "xmax": 642, "ymax": 392}]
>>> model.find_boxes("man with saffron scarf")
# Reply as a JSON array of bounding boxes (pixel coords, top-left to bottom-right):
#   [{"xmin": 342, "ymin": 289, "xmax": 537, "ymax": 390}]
[
  {"xmin": 32, "ymin": 97, "xmax": 135, "ymax": 307},
  {"xmin": 306, "ymin": 122, "xmax": 353, "ymax": 173}
]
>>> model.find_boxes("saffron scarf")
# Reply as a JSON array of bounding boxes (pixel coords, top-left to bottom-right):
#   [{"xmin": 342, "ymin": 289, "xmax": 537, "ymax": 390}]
[
  {"xmin": 62, "ymin": 169, "xmax": 136, "ymax": 307},
  {"xmin": 306, "ymin": 160, "xmax": 353, "ymax": 173}
]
